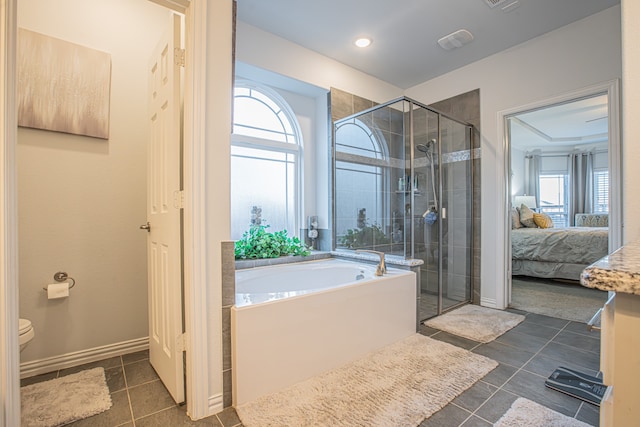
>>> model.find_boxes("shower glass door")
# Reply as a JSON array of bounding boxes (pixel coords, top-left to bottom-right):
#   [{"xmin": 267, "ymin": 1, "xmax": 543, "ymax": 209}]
[
  {"xmin": 439, "ymin": 117, "xmax": 473, "ymax": 313},
  {"xmin": 412, "ymin": 106, "xmax": 441, "ymax": 320},
  {"xmin": 332, "ymin": 96, "xmax": 474, "ymax": 322}
]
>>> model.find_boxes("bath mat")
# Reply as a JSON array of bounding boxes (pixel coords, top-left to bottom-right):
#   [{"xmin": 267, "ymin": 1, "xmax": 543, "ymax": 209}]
[
  {"xmin": 424, "ymin": 304, "xmax": 524, "ymax": 343},
  {"xmin": 236, "ymin": 334, "xmax": 498, "ymax": 427},
  {"xmin": 495, "ymin": 397, "xmax": 591, "ymax": 427},
  {"xmin": 21, "ymin": 367, "xmax": 112, "ymax": 427}
]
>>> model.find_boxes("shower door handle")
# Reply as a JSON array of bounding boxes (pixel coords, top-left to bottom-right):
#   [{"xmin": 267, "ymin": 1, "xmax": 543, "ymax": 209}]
[{"xmin": 441, "ymin": 208, "xmax": 446, "ymax": 219}]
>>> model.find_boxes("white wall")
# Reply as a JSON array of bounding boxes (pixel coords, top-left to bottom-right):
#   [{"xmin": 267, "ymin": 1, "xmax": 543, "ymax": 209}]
[
  {"xmin": 235, "ymin": 63, "xmax": 326, "ymax": 232},
  {"xmin": 276, "ymin": 88, "xmax": 319, "ymax": 230},
  {"xmin": 622, "ymin": 0, "xmax": 640, "ymax": 243},
  {"xmin": 201, "ymin": 0, "xmax": 234, "ymax": 411},
  {"xmin": 235, "ymin": 22, "xmax": 403, "ymax": 104},
  {"xmin": 405, "ymin": 6, "xmax": 622, "ymax": 307},
  {"xmin": 510, "ymin": 147, "xmax": 526, "ymax": 198},
  {"xmin": 235, "ymin": 22, "xmax": 403, "ymax": 233},
  {"xmin": 17, "ymin": 0, "xmax": 168, "ymax": 362}
]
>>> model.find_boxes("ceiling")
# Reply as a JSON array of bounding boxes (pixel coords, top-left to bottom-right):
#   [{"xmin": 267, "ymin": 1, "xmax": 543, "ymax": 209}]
[
  {"xmin": 236, "ymin": 0, "xmax": 619, "ymax": 89},
  {"xmin": 509, "ymin": 94, "xmax": 609, "ymax": 150}
]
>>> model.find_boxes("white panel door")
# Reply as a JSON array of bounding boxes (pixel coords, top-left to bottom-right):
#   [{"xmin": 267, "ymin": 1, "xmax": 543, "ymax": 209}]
[{"xmin": 145, "ymin": 13, "xmax": 184, "ymax": 404}]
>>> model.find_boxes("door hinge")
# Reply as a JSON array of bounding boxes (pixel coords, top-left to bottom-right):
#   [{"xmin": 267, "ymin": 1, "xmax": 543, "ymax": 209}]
[
  {"xmin": 176, "ymin": 332, "xmax": 188, "ymax": 352},
  {"xmin": 174, "ymin": 47, "xmax": 185, "ymax": 67},
  {"xmin": 173, "ymin": 190, "xmax": 184, "ymax": 209}
]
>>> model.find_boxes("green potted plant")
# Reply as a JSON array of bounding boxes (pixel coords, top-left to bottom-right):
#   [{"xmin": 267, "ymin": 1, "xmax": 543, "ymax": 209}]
[
  {"xmin": 340, "ymin": 221, "xmax": 389, "ymax": 249},
  {"xmin": 234, "ymin": 224, "xmax": 311, "ymax": 260}
]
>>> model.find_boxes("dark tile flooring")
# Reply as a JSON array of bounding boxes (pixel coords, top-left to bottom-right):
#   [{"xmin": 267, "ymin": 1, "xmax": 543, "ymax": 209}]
[
  {"xmin": 21, "ymin": 351, "xmax": 242, "ymax": 427},
  {"xmin": 419, "ymin": 309, "xmax": 601, "ymax": 426},
  {"xmin": 21, "ymin": 309, "xmax": 600, "ymax": 426}
]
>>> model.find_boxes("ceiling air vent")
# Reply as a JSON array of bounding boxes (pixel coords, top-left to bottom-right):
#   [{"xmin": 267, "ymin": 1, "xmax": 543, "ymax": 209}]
[
  {"xmin": 483, "ymin": 0, "xmax": 509, "ymax": 8},
  {"xmin": 437, "ymin": 29, "xmax": 474, "ymax": 51}
]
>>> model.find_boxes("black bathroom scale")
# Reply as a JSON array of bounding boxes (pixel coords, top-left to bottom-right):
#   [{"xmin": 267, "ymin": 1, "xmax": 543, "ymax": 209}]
[{"xmin": 545, "ymin": 366, "xmax": 607, "ymax": 406}]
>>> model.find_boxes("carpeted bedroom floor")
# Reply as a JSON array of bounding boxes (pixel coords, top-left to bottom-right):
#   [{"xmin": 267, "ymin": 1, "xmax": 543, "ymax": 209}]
[{"xmin": 510, "ymin": 276, "xmax": 608, "ymax": 323}]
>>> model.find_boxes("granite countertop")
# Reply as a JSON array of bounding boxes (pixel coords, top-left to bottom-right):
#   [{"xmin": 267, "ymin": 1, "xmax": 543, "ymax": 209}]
[{"xmin": 580, "ymin": 239, "xmax": 640, "ymax": 296}]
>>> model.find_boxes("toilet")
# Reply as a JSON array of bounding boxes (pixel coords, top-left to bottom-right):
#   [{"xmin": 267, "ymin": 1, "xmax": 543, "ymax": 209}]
[{"xmin": 19, "ymin": 318, "xmax": 34, "ymax": 352}]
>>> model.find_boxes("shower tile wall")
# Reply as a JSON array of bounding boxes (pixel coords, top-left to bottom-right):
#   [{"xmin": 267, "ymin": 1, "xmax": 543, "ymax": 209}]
[
  {"xmin": 330, "ymin": 88, "xmax": 481, "ymax": 316},
  {"xmin": 429, "ymin": 89, "xmax": 481, "ymax": 305},
  {"xmin": 330, "ymin": 87, "xmax": 377, "ymax": 121},
  {"xmin": 221, "ymin": 241, "xmax": 236, "ymax": 408}
]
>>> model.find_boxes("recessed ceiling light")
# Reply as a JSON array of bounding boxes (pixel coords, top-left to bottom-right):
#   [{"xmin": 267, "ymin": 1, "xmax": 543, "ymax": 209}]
[{"xmin": 354, "ymin": 37, "xmax": 372, "ymax": 48}]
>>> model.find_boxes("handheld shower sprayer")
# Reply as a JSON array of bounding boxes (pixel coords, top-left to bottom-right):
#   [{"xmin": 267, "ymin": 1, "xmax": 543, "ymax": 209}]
[
  {"xmin": 416, "ymin": 139, "xmax": 439, "ymax": 218},
  {"xmin": 415, "ymin": 138, "xmax": 437, "ymax": 154}
]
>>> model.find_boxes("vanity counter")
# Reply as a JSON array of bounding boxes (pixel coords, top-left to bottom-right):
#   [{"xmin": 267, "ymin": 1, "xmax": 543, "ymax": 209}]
[
  {"xmin": 580, "ymin": 239, "xmax": 640, "ymax": 295},
  {"xmin": 579, "ymin": 239, "xmax": 640, "ymax": 427}
]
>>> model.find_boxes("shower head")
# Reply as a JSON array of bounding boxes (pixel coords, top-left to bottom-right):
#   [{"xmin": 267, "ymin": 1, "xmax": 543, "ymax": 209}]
[
  {"xmin": 416, "ymin": 139, "xmax": 437, "ymax": 154},
  {"xmin": 415, "ymin": 144, "xmax": 430, "ymax": 153}
]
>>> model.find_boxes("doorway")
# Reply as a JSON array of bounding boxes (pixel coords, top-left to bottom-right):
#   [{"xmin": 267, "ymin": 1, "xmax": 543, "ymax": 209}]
[
  {"xmin": 15, "ymin": 0, "xmax": 185, "ymax": 401},
  {"xmin": 502, "ymin": 80, "xmax": 621, "ymax": 312},
  {"xmin": 3, "ymin": 0, "xmax": 227, "ymax": 421}
]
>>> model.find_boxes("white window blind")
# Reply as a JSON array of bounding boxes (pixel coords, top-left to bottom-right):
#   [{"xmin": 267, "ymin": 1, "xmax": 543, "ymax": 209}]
[{"xmin": 593, "ymin": 170, "xmax": 609, "ymax": 213}]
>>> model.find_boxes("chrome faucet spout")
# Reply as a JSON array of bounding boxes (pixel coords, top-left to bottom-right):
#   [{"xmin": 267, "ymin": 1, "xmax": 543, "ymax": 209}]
[{"xmin": 355, "ymin": 250, "xmax": 387, "ymax": 276}]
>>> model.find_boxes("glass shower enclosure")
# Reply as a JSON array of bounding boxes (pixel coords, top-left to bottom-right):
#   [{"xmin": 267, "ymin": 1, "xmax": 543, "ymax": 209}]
[{"xmin": 333, "ymin": 97, "xmax": 474, "ymax": 321}]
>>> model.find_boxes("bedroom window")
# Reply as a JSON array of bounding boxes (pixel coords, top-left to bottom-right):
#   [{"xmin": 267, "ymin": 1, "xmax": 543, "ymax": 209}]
[
  {"xmin": 593, "ymin": 170, "xmax": 609, "ymax": 213},
  {"xmin": 231, "ymin": 83, "xmax": 302, "ymax": 240},
  {"xmin": 539, "ymin": 174, "xmax": 569, "ymax": 227}
]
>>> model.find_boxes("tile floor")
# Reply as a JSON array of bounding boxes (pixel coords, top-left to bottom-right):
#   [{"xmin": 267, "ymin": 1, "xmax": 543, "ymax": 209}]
[
  {"xmin": 419, "ymin": 309, "xmax": 600, "ymax": 426},
  {"xmin": 21, "ymin": 309, "xmax": 600, "ymax": 426},
  {"xmin": 21, "ymin": 351, "xmax": 241, "ymax": 427}
]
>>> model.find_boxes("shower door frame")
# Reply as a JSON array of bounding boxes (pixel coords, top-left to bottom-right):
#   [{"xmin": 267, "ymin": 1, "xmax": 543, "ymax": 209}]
[
  {"xmin": 332, "ymin": 96, "xmax": 475, "ymax": 321},
  {"xmin": 415, "ymin": 103, "xmax": 475, "ymax": 319}
]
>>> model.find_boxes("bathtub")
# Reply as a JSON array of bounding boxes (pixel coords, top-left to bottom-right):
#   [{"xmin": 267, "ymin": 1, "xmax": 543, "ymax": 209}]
[{"xmin": 231, "ymin": 258, "xmax": 417, "ymax": 405}]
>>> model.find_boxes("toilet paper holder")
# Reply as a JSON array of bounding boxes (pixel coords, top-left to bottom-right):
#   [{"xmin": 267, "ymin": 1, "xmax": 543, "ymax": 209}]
[{"xmin": 42, "ymin": 271, "xmax": 76, "ymax": 291}]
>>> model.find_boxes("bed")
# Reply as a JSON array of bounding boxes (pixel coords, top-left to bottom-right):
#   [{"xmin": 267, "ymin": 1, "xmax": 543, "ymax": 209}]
[{"xmin": 511, "ymin": 226, "xmax": 609, "ymax": 281}]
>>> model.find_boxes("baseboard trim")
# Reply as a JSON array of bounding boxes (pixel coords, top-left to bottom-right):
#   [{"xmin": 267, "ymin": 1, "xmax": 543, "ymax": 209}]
[
  {"xmin": 480, "ymin": 297, "xmax": 498, "ymax": 308},
  {"xmin": 209, "ymin": 393, "xmax": 224, "ymax": 415},
  {"xmin": 20, "ymin": 337, "xmax": 149, "ymax": 379}
]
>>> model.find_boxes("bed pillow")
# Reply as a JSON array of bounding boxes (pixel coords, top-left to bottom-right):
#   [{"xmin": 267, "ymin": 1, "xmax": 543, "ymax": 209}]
[
  {"xmin": 511, "ymin": 207, "xmax": 522, "ymax": 229},
  {"xmin": 533, "ymin": 212, "xmax": 554, "ymax": 229},
  {"xmin": 519, "ymin": 204, "xmax": 537, "ymax": 228}
]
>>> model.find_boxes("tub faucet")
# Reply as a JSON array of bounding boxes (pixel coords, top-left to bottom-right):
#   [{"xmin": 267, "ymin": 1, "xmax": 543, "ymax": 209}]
[{"xmin": 355, "ymin": 250, "xmax": 387, "ymax": 276}]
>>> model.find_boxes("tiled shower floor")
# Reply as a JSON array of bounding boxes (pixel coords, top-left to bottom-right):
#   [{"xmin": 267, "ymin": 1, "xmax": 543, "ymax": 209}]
[{"xmin": 21, "ymin": 309, "xmax": 600, "ymax": 426}]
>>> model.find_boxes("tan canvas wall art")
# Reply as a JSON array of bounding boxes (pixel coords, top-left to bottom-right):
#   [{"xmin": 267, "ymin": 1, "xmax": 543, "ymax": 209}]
[{"xmin": 17, "ymin": 28, "xmax": 112, "ymax": 139}]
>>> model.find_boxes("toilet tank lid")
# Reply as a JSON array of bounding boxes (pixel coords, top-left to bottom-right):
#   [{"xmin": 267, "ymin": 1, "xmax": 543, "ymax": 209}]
[{"xmin": 19, "ymin": 318, "xmax": 32, "ymax": 334}]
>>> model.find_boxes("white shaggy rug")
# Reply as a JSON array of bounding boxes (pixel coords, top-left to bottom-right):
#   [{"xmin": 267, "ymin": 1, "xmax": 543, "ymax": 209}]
[
  {"xmin": 236, "ymin": 334, "xmax": 498, "ymax": 427},
  {"xmin": 21, "ymin": 367, "xmax": 112, "ymax": 427},
  {"xmin": 495, "ymin": 397, "xmax": 592, "ymax": 427},
  {"xmin": 424, "ymin": 304, "xmax": 525, "ymax": 343},
  {"xmin": 511, "ymin": 278, "xmax": 608, "ymax": 323}
]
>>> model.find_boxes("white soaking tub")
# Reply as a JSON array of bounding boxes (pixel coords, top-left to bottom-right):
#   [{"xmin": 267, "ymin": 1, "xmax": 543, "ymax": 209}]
[{"xmin": 232, "ymin": 258, "xmax": 417, "ymax": 405}]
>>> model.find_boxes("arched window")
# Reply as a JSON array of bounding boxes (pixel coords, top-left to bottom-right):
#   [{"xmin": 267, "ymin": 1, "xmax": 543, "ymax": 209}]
[
  {"xmin": 335, "ymin": 119, "xmax": 385, "ymax": 159},
  {"xmin": 231, "ymin": 83, "xmax": 302, "ymax": 240}
]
